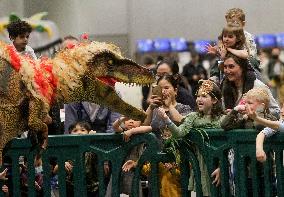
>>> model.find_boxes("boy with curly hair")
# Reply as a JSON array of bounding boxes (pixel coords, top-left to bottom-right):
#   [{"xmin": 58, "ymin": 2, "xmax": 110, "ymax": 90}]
[{"xmin": 7, "ymin": 20, "xmax": 37, "ymax": 59}]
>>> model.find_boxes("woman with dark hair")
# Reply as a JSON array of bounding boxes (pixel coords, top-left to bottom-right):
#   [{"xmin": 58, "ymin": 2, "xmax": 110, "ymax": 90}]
[
  {"xmin": 147, "ymin": 58, "xmax": 196, "ymax": 109},
  {"xmin": 144, "ymin": 74, "xmax": 192, "ymax": 146},
  {"xmin": 221, "ymin": 52, "xmax": 280, "ymax": 118},
  {"xmin": 142, "ymin": 74, "xmax": 191, "ymax": 196}
]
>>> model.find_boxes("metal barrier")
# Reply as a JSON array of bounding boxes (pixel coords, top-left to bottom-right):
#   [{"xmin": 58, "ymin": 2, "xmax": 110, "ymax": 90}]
[{"xmin": 0, "ymin": 129, "xmax": 283, "ymax": 197}]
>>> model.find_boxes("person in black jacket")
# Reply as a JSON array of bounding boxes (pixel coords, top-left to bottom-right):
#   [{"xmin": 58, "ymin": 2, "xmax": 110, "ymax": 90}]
[{"xmin": 182, "ymin": 51, "xmax": 208, "ymax": 96}]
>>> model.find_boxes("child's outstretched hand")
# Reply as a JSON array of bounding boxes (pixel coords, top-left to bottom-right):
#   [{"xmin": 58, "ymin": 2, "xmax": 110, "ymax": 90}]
[
  {"xmin": 156, "ymin": 107, "xmax": 168, "ymax": 120},
  {"xmin": 0, "ymin": 168, "xmax": 8, "ymax": 180},
  {"xmin": 211, "ymin": 167, "xmax": 221, "ymax": 186},
  {"xmin": 256, "ymin": 148, "xmax": 267, "ymax": 162},
  {"xmin": 122, "ymin": 160, "xmax": 137, "ymax": 172},
  {"xmin": 206, "ymin": 44, "xmax": 218, "ymax": 55}
]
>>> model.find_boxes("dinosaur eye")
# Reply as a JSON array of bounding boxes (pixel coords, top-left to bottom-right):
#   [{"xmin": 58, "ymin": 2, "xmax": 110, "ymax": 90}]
[{"xmin": 108, "ymin": 59, "xmax": 113, "ymax": 65}]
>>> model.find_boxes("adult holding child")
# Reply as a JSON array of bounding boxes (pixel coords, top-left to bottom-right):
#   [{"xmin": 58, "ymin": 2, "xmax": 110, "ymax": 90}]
[
  {"xmin": 207, "ymin": 7, "xmax": 261, "ymax": 84},
  {"xmin": 221, "ymin": 53, "xmax": 280, "ymax": 118},
  {"xmin": 219, "ymin": 53, "xmax": 279, "ymax": 196}
]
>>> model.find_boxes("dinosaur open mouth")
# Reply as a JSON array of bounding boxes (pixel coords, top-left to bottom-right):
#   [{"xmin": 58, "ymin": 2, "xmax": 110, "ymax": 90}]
[{"xmin": 97, "ymin": 77, "xmax": 118, "ymax": 87}]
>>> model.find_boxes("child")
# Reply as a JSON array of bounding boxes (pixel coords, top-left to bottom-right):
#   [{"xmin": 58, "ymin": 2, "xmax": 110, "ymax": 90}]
[
  {"xmin": 105, "ymin": 116, "xmax": 150, "ymax": 197},
  {"xmin": 113, "ymin": 116, "xmax": 152, "ymax": 142},
  {"xmin": 7, "ymin": 20, "xmax": 37, "ymax": 59},
  {"xmin": 207, "ymin": 22, "xmax": 251, "ymax": 84},
  {"xmin": 207, "ymin": 8, "xmax": 256, "ymax": 60},
  {"xmin": 225, "ymin": 8, "xmax": 257, "ymax": 59},
  {"xmin": 157, "ymin": 80, "xmax": 224, "ymax": 196},
  {"xmin": 114, "ymin": 115, "xmax": 182, "ymax": 197},
  {"xmin": 207, "ymin": 8, "xmax": 260, "ymax": 84},
  {"xmin": 220, "ymin": 88, "xmax": 277, "ymax": 195},
  {"xmin": 221, "ymin": 87, "xmax": 277, "ymax": 131},
  {"xmin": 247, "ymin": 103, "xmax": 284, "ymax": 162},
  {"xmin": 52, "ymin": 121, "xmax": 99, "ymax": 197},
  {"xmin": 61, "ymin": 35, "xmax": 79, "ymax": 50}
]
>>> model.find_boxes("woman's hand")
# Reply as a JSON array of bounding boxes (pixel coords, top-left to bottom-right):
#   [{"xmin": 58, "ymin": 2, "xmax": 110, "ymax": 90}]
[
  {"xmin": 43, "ymin": 114, "xmax": 52, "ymax": 124},
  {"xmin": 148, "ymin": 95, "xmax": 163, "ymax": 109},
  {"xmin": 122, "ymin": 160, "xmax": 137, "ymax": 172},
  {"xmin": 163, "ymin": 91, "xmax": 174, "ymax": 108},
  {"xmin": 225, "ymin": 109, "xmax": 232, "ymax": 114},
  {"xmin": 211, "ymin": 167, "xmax": 221, "ymax": 186}
]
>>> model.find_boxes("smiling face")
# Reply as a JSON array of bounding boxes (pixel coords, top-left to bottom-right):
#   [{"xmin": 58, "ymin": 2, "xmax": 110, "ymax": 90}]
[
  {"xmin": 223, "ymin": 57, "xmax": 243, "ymax": 83},
  {"xmin": 196, "ymin": 90, "xmax": 216, "ymax": 115},
  {"xmin": 222, "ymin": 32, "xmax": 237, "ymax": 48}
]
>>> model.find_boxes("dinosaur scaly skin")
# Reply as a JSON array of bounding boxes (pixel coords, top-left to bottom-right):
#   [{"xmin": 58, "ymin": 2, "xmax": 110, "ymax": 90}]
[{"xmin": 0, "ymin": 41, "xmax": 154, "ymax": 164}]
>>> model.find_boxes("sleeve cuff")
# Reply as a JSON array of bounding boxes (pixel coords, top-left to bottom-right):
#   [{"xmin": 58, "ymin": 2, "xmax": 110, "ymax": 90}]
[
  {"xmin": 262, "ymin": 127, "xmax": 277, "ymax": 138},
  {"xmin": 165, "ymin": 118, "xmax": 173, "ymax": 126},
  {"xmin": 279, "ymin": 122, "xmax": 284, "ymax": 132}
]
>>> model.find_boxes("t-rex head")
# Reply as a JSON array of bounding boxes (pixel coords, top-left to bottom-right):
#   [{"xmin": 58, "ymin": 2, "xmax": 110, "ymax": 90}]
[{"xmin": 54, "ymin": 41, "xmax": 155, "ymax": 121}]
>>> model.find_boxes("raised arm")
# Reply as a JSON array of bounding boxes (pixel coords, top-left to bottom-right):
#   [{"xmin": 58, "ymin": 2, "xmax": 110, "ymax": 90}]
[
  {"xmin": 157, "ymin": 108, "xmax": 195, "ymax": 138},
  {"xmin": 254, "ymin": 116, "xmax": 281, "ymax": 130},
  {"xmin": 221, "ymin": 107, "xmax": 245, "ymax": 131},
  {"xmin": 143, "ymin": 95, "xmax": 162, "ymax": 126},
  {"xmin": 227, "ymin": 48, "xmax": 249, "ymax": 59},
  {"xmin": 123, "ymin": 126, "xmax": 152, "ymax": 142},
  {"xmin": 247, "ymin": 105, "xmax": 281, "ymax": 130}
]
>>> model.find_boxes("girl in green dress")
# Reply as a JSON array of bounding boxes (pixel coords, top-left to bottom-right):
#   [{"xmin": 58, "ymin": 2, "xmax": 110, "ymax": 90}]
[{"xmin": 157, "ymin": 80, "xmax": 225, "ymax": 196}]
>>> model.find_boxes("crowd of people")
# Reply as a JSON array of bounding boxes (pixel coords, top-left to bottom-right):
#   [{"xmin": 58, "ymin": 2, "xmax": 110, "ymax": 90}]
[{"xmin": 0, "ymin": 7, "xmax": 284, "ymax": 197}]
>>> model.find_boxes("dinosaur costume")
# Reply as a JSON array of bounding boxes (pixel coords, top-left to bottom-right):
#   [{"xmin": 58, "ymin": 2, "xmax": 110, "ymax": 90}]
[{"xmin": 0, "ymin": 41, "xmax": 154, "ymax": 164}]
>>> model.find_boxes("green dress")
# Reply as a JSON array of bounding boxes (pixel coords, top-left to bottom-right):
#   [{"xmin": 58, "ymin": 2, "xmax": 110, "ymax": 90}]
[{"xmin": 168, "ymin": 112, "xmax": 225, "ymax": 196}]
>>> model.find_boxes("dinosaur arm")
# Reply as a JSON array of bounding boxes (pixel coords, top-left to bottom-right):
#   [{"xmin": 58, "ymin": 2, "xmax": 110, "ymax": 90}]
[{"xmin": 28, "ymin": 97, "xmax": 48, "ymax": 138}]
